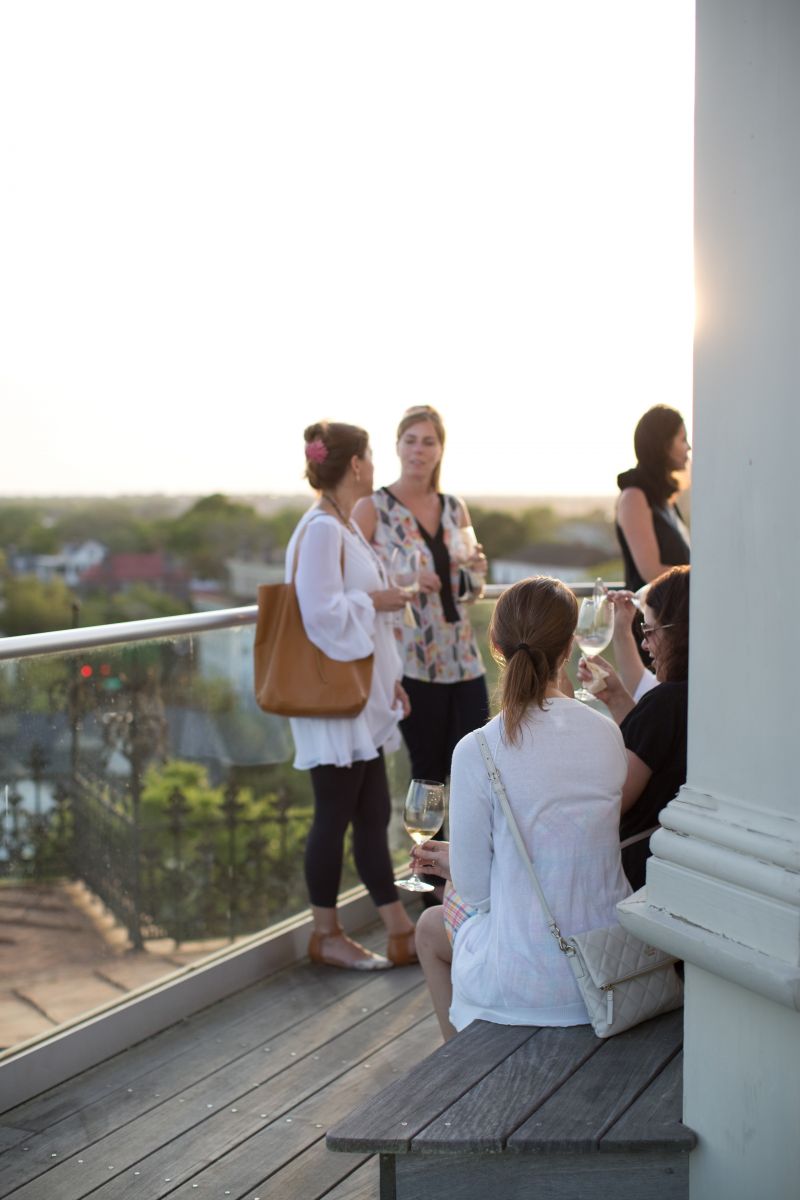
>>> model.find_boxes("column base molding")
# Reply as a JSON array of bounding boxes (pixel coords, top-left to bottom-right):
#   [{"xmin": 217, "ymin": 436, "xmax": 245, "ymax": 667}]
[
  {"xmin": 617, "ymin": 892, "xmax": 800, "ymax": 1013},
  {"xmin": 639, "ymin": 784, "xmax": 800, "ymax": 968}
]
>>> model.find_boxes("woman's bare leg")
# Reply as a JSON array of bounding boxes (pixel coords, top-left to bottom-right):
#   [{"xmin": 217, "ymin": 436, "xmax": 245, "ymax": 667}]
[{"xmin": 414, "ymin": 905, "xmax": 456, "ymax": 1040}]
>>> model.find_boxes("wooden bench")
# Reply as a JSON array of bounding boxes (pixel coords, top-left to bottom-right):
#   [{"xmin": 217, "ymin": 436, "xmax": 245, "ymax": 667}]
[{"xmin": 327, "ymin": 1009, "xmax": 695, "ymax": 1200}]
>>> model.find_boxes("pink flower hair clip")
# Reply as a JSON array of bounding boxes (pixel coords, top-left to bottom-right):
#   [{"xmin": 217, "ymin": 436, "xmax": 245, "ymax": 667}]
[{"xmin": 305, "ymin": 438, "xmax": 329, "ymax": 464}]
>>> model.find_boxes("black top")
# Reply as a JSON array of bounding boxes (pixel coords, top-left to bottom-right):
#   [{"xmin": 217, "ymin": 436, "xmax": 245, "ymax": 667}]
[
  {"xmin": 382, "ymin": 488, "xmax": 460, "ymax": 624},
  {"xmin": 619, "ymin": 680, "xmax": 688, "ymax": 890},
  {"xmin": 615, "ymin": 467, "xmax": 690, "ymax": 593}
]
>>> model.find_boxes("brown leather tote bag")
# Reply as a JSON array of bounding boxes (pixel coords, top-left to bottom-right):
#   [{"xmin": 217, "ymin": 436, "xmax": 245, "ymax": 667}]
[{"xmin": 254, "ymin": 518, "xmax": 374, "ymax": 717}]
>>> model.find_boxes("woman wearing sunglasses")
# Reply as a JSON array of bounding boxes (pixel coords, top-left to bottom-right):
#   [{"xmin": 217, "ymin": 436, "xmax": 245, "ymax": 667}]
[{"xmin": 577, "ymin": 564, "xmax": 690, "ymax": 888}]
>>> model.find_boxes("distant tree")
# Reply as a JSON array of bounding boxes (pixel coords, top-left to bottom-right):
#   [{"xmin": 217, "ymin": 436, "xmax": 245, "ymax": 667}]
[
  {"xmin": 79, "ymin": 584, "xmax": 185, "ymax": 627},
  {"xmin": 262, "ymin": 506, "xmax": 306, "ymax": 552},
  {"xmin": 51, "ymin": 502, "xmax": 159, "ymax": 553},
  {"xmin": 519, "ymin": 505, "xmax": 558, "ymax": 544},
  {"xmin": 0, "ymin": 505, "xmax": 51, "ymax": 554},
  {"xmin": 24, "ymin": 525, "xmax": 60, "ymax": 554},
  {"xmin": 470, "ymin": 509, "xmax": 525, "ymax": 561},
  {"xmin": 0, "ymin": 575, "xmax": 76, "ymax": 636},
  {"xmin": 166, "ymin": 493, "xmax": 276, "ymax": 578}
]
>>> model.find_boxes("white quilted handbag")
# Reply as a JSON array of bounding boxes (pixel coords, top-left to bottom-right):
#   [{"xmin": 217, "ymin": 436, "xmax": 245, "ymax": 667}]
[{"xmin": 476, "ymin": 732, "xmax": 683, "ymax": 1039}]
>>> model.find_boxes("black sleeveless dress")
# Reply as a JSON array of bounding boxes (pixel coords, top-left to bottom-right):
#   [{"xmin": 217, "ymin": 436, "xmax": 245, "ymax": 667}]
[{"xmin": 615, "ymin": 468, "xmax": 691, "ymax": 593}]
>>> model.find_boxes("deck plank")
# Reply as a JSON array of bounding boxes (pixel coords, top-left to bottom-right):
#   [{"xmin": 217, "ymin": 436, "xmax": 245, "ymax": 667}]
[
  {"xmin": 1, "ymin": 927, "xmax": 389, "ymax": 1132},
  {"xmin": 222, "ymin": 1138, "xmax": 370, "ymax": 1200},
  {"xmin": 95, "ymin": 1007, "xmax": 439, "ymax": 1199},
  {"xmin": 324, "ymin": 1157, "xmax": 380, "ymax": 1199},
  {"xmin": 327, "ymin": 1019, "xmax": 538, "ymax": 1155},
  {"xmin": 0, "ymin": 968, "xmax": 413, "ymax": 1193},
  {"xmin": 507, "ymin": 1009, "xmax": 684, "ymax": 1153},
  {"xmin": 2, "ymin": 973, "xmax": 426, "ymax": 1200},
  {"xmin": 412, "ymin": 1023, "xmax": 602, "ymax": 1152},
  {"xmin": 601, "ymin": 1052, "xmax": 695, "ymax": 1152}
]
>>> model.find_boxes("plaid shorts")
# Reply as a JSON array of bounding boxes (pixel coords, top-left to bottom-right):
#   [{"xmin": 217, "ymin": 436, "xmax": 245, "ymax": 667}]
[{"xmin": 442, "ymin": 883, "xmax": 478, "ymax": 946}]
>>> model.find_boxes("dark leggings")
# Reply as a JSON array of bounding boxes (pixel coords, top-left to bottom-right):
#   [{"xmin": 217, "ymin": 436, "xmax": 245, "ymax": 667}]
[
  {"xmin": 306, "ymin": 752, "xmax": 398, "ymax": 909},
  {"xmin": 399, "ymin": 675, "xmax": 490, "ymax": 783},
  {"xmin": 400, "ymin": 675, "xmax": 489, "ymax": 895}
]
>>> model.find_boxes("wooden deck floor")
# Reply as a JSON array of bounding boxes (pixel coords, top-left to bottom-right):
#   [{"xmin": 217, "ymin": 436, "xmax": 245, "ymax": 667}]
[{"xmin": 0, "ymin": 926, "xmax": 433, "ymax": 1200}]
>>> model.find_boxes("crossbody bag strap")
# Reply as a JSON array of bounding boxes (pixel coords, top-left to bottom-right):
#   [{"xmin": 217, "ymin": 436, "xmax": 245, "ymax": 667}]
[{"xmin": 474, "ymin": 730, "xmax": 574, "ymax": 956}]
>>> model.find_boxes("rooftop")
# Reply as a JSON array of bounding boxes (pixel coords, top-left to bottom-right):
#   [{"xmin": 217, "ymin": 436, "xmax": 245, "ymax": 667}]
[{"xmin": 0, "ymin": 923, "xmax": 430, "ymax": 1199}]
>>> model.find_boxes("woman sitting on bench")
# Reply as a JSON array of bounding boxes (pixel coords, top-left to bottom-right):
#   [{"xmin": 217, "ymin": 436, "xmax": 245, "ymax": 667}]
[{"xmin": 412, "ymin": 576, "xmax": 631, "ymax": 1040}]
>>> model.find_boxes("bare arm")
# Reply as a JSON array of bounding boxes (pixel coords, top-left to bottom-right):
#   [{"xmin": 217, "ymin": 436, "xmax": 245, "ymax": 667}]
[
  {"xmin": 621, "ymin": 750, "xmax": 653, "ymax": 814},
  {"xmin": 617, "ymin": 488, "xmax": 671, "ymax": 584},
  {"xmin": 609, "ymin": 592, "xmax": 646, "ymax": 695},
  {"xmin": 352, "ymin": 495, "xmax": 378, "ymax": 542}
]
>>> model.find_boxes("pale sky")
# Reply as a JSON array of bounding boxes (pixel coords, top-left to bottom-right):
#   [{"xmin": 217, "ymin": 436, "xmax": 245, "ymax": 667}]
[{"xmin": 0, "ymin": 1, "xmax": 695, "ymax": 499}]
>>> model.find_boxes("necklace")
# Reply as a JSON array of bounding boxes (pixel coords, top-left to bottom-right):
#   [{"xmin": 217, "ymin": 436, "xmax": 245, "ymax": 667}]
[
  {"xmin": 320, "ymin": 493, "xmax": 388, "ymax": 584},
  {"xmin": 320, "ymin": 492, "xmax": 355, "ymax": 532}
]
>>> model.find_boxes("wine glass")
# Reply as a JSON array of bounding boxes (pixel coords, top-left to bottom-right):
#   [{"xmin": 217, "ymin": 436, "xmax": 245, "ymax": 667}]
[
  {"xmin": 390, "ymin": 547, "xmax": 420, "ymax": 627},
  {"xmin": 397, "ymin": 779, "xmax": 446, "ymax": 892},
  {"xmin": 449, "ymin": 525, "xmax": 485, "ymax": 601},
  {"xmin": 573, "ymin": 595, "xmax": 615, "ymax": 702}
]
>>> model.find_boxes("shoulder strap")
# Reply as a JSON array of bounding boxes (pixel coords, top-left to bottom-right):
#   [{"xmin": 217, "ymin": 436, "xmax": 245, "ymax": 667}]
[
  {"xmin": 290, "ymin": 513, "xmax": 345, "ymax": 583},
  {"xmin": 474, "ymin": 730, "xmax": 572, "ymax": 954}
]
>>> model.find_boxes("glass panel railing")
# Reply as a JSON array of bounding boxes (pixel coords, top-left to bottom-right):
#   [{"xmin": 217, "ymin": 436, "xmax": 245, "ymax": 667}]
[{"xmin": 0, "ymin": 626, "xmax": 417, "ymax": 1056}]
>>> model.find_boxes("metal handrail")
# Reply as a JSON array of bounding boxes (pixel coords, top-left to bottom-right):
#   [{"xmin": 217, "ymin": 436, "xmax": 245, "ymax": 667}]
[
  {"xmin": 0, "ymin": 606, "xmax": 259, "ymax": 661},
  {"xmin": 0, "ymin": 581, "xmax": 622, "ymax": 661}
]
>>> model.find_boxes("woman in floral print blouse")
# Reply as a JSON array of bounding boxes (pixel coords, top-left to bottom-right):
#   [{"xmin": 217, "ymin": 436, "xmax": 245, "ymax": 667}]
[{"xmin": 354, "ymin": 406, "xmax": 489, "ymax": 881}]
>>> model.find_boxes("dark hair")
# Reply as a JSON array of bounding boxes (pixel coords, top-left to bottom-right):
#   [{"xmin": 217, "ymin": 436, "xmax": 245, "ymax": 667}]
[
  {"xmin": 646, "ymin": 565, "xmax": 690, "ymax": 682},
  {"xmin": 489, "ymin": 576, "xmax": 577, "ymax": 745},
  {"xmin": 396, "ymin": 405, "xmax": 446, "ymax": 492},
  {"xmin": 618, "ymin": 405, "xmax": 685, "ymax": 505},
  {"xmin": 303, "ymin": 421, "xmax": 369, "ymax": 491}
]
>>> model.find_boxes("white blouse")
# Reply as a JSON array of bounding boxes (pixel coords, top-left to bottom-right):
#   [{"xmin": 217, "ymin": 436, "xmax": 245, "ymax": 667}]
[
  {"xmin": 449, "ymin": 701, "xmax": 631, "ymax": 1031},
  {"xmin": 285, "ymin": 508, "xmax": 403, "ymax": 770}
]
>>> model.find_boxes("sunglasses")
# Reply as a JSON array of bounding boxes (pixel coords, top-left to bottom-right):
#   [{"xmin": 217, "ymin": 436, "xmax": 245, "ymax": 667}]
[{"xmin": 641, "ymin": 622, "xmax": 676, "ymax": 638}]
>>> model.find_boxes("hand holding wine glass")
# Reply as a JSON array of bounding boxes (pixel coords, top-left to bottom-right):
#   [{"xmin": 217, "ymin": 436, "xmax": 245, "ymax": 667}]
[
  {"xmin": 390, "ymin": 547, "xmax": 420, "ymax": 627},
  {"xmin": 573, "ymin": 593, "xmax": 615, "ymax": 702},
  {"xmin": 397, "ymin": 780, "xmax": 446, "ymax": 892},
  {"xmin": 449, "ymin": 525, "xmax": 486, "ymax": 601}
]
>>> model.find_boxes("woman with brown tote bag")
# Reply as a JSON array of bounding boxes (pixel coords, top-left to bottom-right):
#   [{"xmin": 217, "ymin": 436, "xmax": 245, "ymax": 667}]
[{"xmin": 283, "ymin": 421, "xmax": 418, "ymax": 970}]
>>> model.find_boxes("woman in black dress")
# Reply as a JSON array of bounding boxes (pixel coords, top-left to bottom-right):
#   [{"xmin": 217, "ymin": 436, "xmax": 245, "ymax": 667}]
[
  {"xmin": 616, "ymin": 405, "xmax": 691, "ymax": 593},
  {"xmin": 577, "ymin": 565, "xmax": 690, "ymax": 889}
]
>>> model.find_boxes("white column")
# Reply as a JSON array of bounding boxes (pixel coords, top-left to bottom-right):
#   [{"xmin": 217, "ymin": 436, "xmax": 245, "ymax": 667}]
[{"xmin": 617, "ymin": 2, "xmax": 800, "ymax": 1197}]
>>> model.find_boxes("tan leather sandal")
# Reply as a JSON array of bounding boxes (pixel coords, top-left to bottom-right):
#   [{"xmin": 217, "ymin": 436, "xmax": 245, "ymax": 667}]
[
  {"xmin": 308, "ymin": 929, "xmax": 392, "ymax": 971},
  {"xmin": 387, "ymin": 929, "xmax": 418, "ymax": 966}
]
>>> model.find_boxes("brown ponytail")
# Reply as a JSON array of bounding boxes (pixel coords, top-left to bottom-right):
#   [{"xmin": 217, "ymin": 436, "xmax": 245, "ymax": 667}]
[{"xmin": 489, "ymin": 576, "xmax": 577, "ymax": 744}]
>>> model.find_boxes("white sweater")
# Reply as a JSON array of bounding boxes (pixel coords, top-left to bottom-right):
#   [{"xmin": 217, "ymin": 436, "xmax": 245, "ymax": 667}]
[
  {"xmin": 285, "ymin": 509, "xmax": 403, "ymax": 769},
  {"xmin": 449, "ymin": 701, "xmax": 631, "ymax": 1030}
]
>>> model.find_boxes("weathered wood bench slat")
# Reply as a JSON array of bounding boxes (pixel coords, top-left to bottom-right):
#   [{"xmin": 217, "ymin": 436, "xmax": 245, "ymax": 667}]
[
  {"xmin": 327, "ymin": 1009, "xmax": 694, "ymax": 1200},
  {"xmin": 601, "ymin": 1052, "xmax": 695, "ymax": 1152},
  {"xmin": 380, "ymin": 1147, "xmax": 689, "ymax": 1200},
  {"xmin": 507, "ymin": 1009, "xmax": 684, "ymax": 1153},
  {"xmin": 411, "ymin": 1023, "xmax": 601, "ymax": 1152},
  {"xmin": 326, "ymin": 1020, "xmax": 537, "ymax": 1154}
]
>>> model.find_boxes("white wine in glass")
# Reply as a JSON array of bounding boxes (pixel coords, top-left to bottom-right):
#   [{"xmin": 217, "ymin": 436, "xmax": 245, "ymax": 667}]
[
  {"xmin": 397, "ymin": 779, "xmax": 446, "ymax": 893},
  {"xmin": 390, "ymin": 547, "xmax": 421, "ymax": 627},
  {"xmin": 449, "ymin": 525, "xmax": 485, "ymax": 601},
  {"xmin": 574, "ymin": 594, "xmax": 615, "ymax": 702}
]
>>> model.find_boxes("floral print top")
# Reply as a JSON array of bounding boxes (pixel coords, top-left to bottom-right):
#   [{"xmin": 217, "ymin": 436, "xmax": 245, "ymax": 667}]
[{"xmin": 370, "ymin": 488, "xmax": 486, "ymax": 684}]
